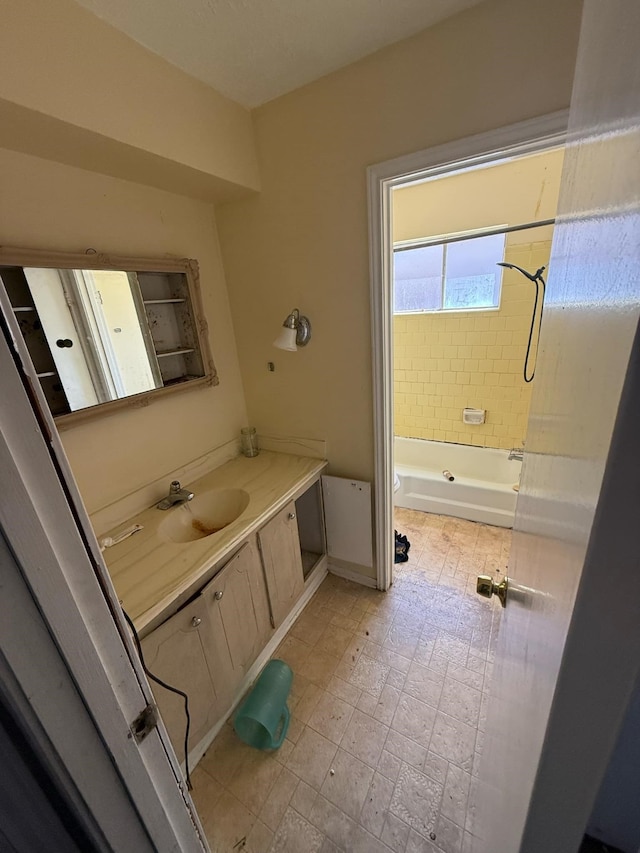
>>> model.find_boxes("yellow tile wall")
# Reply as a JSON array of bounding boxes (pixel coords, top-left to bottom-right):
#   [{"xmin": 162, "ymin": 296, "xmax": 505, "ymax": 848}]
[{"xmin": 393, "ymin": 238, "xmax": 552, "ymax": 449}]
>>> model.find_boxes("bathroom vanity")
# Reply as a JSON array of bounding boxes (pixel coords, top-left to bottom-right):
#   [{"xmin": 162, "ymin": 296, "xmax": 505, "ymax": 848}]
[
  {"xmin": 100, "ymin": 451, "xmax": 327, "ymax": 758},
  {"xmin": 0, "ymin": 245, "xmax": 334, "ymax": 765}
]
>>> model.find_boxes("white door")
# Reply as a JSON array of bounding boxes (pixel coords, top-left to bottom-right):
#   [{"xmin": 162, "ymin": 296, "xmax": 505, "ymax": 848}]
[
  {"xmin": 0, "ymin": 285, "xmax": 208, "ymax": 848},
  {"xmin": 473, "ymin": 2, "xmax": 640, "ymax": 851},
  {"xmin": 24, "ymin": 266, "xmax": 103, "ymax": 408}
]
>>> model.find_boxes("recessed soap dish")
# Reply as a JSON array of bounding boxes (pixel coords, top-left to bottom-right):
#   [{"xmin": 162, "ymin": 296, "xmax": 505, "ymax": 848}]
[{"xmin": 463, "ymin": 407, "xmax": 486, "ymax": 425}]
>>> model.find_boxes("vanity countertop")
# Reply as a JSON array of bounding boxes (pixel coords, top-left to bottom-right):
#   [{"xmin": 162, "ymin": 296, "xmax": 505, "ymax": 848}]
[{"xmin": 101, "ymin": 451, "xmax": 327, "ymax": 635}]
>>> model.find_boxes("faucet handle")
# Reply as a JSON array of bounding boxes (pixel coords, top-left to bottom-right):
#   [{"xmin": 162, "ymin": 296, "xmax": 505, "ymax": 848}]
[{"xmin": 170, "ymin": 480, "xmax": 181, "ymax": 493}]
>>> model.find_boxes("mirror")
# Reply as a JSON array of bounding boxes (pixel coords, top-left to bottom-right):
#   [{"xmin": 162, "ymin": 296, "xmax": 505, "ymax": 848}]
[{"xmin": 0, "ymin": 248, "xmax": 217, "ymax": 426}]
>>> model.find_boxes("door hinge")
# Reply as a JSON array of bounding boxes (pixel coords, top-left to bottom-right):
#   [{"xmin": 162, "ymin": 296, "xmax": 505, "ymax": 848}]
[{"xmin": 130, "ymin": 703, "xmax": 158, "ymax": 744}]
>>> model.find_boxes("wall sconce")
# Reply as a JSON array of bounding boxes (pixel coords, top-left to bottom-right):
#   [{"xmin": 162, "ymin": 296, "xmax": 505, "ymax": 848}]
[{"xmin": 273, "ymin": 308, "xmax": 312, "ymax": 351}]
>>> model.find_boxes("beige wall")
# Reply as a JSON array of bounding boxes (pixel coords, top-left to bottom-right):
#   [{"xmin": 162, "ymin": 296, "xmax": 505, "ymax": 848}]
[
  {"xmin": 393, "ymin": 149, "xmax": 565, "ymax": 242},
  {"xmin": 393, "ymin": 150, "xmax": 564, "ymax": 449},
  {"xmin": 0, "ymin": 0, "xmax": 260, "ymax": 200},
  {"xmin": 0, "ymin": 0, "xmax": 583, "ymax": 536},
  {"xmin": 216, "ymin": 0, "xmax": 583, "ymax": 482},
  {"xmin": 0, "ymin": 147, "xmax": 248, "ymax": 514}
]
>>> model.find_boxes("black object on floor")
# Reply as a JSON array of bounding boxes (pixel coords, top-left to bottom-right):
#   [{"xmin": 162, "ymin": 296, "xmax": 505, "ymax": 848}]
[{"xmin": 394, "ymin": 530, "xmax": 410, "ymax": 563}]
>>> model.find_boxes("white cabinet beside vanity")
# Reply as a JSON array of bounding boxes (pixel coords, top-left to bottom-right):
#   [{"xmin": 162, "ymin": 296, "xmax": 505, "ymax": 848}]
[{"xmin": 101, "ymin": 452, "xmax": 328, "ymax": 760}]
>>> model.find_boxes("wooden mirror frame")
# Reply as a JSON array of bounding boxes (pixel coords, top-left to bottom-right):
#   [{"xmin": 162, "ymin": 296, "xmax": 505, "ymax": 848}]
[{"xmin": 0, "ymin": 246, "xmax": 218, "ymax": 428}]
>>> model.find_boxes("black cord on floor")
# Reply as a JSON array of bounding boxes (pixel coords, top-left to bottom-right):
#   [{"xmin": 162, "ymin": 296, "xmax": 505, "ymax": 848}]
[{"xmin": 122, "ymin": 609, "xmax": 192, "ymax": 791}]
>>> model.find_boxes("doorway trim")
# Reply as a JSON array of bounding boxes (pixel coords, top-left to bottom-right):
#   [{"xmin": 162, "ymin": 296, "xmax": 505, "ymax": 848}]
[{"xmin": 367, "ymin": 110, "xmax": 569, "ymax": 591}]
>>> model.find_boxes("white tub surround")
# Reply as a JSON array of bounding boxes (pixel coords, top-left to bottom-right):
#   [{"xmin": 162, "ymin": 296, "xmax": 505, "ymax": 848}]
[{"xmin": 394, "ymin": 437, "xmax": 522, "ymax": 527}]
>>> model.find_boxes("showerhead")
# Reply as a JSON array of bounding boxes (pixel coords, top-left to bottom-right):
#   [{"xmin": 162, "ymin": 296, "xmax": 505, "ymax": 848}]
[
  {"xmin": 497, "ymin": 262, "xmax": 546, "ymax": 283},
  {"xmin": 498, "ymin": 261, "xmax": 547, "ymax": 383}
]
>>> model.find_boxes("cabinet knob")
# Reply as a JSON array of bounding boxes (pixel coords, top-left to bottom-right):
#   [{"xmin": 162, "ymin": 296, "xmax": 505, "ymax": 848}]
[
  {"xmin": 288, "ymin": 512, "xmax": 296, "ymax": 520},
  {"xmin": 214, "ymin": 590, "xmax": 224, "ymax": 600},
  {"xmin": 191, "ymin": 616, "xmax": 202, "ymax": 628}
]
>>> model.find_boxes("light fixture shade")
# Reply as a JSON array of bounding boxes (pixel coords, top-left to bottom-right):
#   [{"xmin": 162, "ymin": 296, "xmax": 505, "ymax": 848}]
[
  {"xmin": 273, "ymin": 307, "xmax": 311, "ymax": 351},
  {"xmin": 273, "ymin": 326, "xmax": 298, "ymax": 351}
]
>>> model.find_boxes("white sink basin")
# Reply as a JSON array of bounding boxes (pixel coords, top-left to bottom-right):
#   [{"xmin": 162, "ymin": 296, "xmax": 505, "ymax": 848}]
[{"xmin": 159, "ymin": 488, "xmax": 250, "ymax": 543}]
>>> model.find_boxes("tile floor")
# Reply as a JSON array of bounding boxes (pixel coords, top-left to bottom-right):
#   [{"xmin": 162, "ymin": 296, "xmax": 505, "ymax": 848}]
[{"xmin": 191, "ymin": 509, "xmax": 511, "ymax": 853}]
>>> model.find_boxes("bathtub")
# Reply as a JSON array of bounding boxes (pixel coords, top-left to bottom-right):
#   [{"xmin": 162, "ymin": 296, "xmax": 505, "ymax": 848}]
[{"xmin": 394, "ymin": 437, "xmax": 522, "ymax": 528}]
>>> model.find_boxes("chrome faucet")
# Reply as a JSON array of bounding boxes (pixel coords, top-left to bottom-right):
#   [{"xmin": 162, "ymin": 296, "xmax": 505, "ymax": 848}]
[
  {"xmin": 156, "ymin": 480, "xmax": 194, "ymax": 510},
  {"xmin": 508, "ymin": 448, "xmax": 524, "ymax": 462}
]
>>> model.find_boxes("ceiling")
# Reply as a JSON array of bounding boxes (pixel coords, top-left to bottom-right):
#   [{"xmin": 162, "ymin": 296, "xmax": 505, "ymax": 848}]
[{"xmin": 73, "ymin": 0, "xmax": 486, "ymax": 108}]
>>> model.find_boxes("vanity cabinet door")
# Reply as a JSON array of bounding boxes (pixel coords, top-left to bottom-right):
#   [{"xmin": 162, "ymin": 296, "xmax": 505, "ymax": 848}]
[
  {"xmin": 200, "ymin": 538, "xmax": 272, "ymax": 707},
  {"xmin": 257, "ymin": 501, "xmax": 305, "ymax": 628},
  {"xmin": 140, "ymin": 598, "xmax": 218, "ymax": 754}
]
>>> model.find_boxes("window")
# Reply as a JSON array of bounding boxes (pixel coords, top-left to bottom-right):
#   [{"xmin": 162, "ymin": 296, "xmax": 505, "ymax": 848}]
[{"xmin": 393, "ymin": 231, "xmax": 506, "ymax": 313}]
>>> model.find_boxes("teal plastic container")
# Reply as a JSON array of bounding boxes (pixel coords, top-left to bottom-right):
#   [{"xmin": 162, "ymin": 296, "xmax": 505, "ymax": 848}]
[{"xmin": 234, "ymin": 659, "xmax": 293, "ymax": 750}]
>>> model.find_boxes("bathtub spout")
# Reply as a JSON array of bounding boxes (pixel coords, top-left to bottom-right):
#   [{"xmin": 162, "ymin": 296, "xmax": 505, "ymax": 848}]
[
  {"xmin": 442, "ymin": 470, "xmax": 455, "ymax": 482},
  {"xmin": 508, "ymin": 448, "xmax": 524, "ymax": 462}
]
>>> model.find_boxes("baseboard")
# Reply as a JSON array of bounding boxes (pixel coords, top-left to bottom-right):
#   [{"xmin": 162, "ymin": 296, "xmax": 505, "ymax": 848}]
[
  {"xmin": 328, "ymin": 559, "xmax": 378, "ymax": 589},
  {"xmin": 186, "ymin": 559, "xmax": 328, "ymax": 771}
]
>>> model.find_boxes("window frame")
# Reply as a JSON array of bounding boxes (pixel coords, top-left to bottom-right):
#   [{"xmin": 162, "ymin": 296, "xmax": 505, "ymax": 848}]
[{"xmin": 393, "ymin": 225, "xmax": 508, "ymax": 315}]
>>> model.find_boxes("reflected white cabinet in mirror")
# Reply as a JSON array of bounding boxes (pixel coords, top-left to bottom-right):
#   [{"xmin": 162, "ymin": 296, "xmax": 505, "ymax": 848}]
[{"xmin": 0, "ymin": 248, "xmax": 218, "ymax": 426}]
